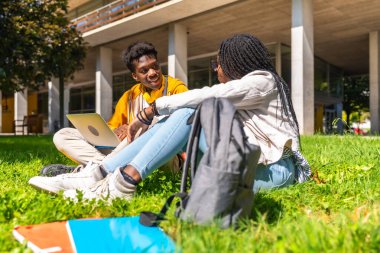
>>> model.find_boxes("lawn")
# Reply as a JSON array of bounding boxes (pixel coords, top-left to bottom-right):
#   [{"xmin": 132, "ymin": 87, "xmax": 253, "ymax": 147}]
[{"xmin": 0, "ymin": 135, "xmax": 379, "ymax": 252}]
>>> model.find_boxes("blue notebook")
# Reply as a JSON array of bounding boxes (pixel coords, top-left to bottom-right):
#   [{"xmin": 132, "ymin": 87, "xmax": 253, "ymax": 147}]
[
  {"xmin": 14, "ymin": 216, "xmax": 175, "ymax": 253},
  {"xmin": 68, "ymin": 216, "xmax": 175, "ymax": 253}
]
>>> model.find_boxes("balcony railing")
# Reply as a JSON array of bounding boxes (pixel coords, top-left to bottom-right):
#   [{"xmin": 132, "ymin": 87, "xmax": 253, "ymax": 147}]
[{"xmin": 71, "ymin": 0, "xmax": 171, "ymax": 33}]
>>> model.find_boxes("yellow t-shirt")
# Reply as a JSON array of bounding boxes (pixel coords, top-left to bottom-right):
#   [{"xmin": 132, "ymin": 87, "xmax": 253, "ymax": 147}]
[{"xmin": 107, "ymin": 75, "xmax": 188, "ymax": 130}]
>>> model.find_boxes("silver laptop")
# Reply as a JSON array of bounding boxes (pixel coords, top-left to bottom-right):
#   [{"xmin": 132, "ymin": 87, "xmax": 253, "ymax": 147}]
[{"xmin": 66, "ymin": 113, "xmax": 120, "ymax": 148}]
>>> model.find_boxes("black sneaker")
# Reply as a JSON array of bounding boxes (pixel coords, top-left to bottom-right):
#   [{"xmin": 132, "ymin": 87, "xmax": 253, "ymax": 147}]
[{"xmin": 39, "ymin": 164, "xmax": 78, "ymax": 177}]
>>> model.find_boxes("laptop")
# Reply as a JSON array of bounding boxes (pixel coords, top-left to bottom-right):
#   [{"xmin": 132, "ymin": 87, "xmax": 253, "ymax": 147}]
[{"xmin": 66, "ymin": 113, "xmax": 120, "ymax": 148}]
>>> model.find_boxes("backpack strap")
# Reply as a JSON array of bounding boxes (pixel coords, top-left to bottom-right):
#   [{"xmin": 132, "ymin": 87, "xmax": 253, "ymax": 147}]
[
  {"xmin": 139, "ymin": 192, "xmax": 188, "ymax": 227},
  {"xmin": 180, "ymin": 104, "xmax": 202, "ymax": 192}
]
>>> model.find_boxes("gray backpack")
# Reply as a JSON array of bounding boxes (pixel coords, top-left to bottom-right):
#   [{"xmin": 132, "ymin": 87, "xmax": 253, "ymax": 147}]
[{"xmin": 140, "ymin": 98, "xmax": 261, "ymax": 228}]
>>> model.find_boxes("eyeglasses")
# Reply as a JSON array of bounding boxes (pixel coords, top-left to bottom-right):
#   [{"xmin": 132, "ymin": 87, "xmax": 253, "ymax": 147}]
[{"xmin": 210, "ymin": 59, "xmax": 218, "ymax": 72}]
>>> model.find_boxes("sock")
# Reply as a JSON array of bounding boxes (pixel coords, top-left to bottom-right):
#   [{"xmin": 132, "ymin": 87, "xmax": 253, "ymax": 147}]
[
  {"xmin": 120, "ymin": 168, "xmax": 138, "ymax": 186},
  {"xmin": 99, "ymin": 165, "xmax": 109, "ymax": 178}
]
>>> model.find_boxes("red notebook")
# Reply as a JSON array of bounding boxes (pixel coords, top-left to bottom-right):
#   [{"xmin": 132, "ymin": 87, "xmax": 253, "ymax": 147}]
[{"xmin": 13, "ymin": 221, "xmax": 74, "ymax": 252}]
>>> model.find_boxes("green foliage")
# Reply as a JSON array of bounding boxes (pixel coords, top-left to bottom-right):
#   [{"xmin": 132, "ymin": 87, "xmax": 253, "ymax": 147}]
[
  {"xmin": 0, "ymin": 135, "xmax": 380, "ymax": 252},
  {"xmin": 342, "ymin": 75, "xmax": 369, "ymax": 127},
  {"xmin": 0, "ymin": 0, "xmax": 86, "ymax": 93}
]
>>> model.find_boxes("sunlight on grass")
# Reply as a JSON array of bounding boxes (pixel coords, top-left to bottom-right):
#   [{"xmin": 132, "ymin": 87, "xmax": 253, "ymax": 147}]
[{"xmin": 0, "ymin": 135, "xmax": 379, "ymax": 252}]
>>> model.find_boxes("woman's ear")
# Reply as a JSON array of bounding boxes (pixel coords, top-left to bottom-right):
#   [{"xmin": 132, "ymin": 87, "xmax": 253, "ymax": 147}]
[{"xmin": 217, "ymin": 65, "xmax": 230, "ymax": 83}]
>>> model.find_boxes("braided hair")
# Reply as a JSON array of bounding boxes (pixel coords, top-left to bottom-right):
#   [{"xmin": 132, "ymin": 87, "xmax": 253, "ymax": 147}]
[{"xmin": 218, "ymin": 34, "xmax": 300, "ymax": 136}]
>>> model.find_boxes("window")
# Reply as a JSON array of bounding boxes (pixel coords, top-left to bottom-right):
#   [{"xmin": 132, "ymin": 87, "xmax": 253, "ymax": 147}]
[
  {"xmin": 315, "ymin": 58, "xmax": 343, "ymax": 98},
  {"xmin": 188, "ymin": 57, "xmax": 218, "ymax": 89},
  {"xmin": 37, "ymin": 92, "xmax": 48, "ymax": 117},
  {"xmin": 69, "ymin": 86, "xmax": 95, "ymax": 114},
  {"xmin": 112, "ymin": 73, "xmax": 137, "ymax": 110}
]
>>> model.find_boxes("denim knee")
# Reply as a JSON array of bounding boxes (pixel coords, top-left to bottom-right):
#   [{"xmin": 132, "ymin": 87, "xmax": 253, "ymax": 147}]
[{"xmin": 253, "ymin": 157, "xmax": 295, "ymax": 193}]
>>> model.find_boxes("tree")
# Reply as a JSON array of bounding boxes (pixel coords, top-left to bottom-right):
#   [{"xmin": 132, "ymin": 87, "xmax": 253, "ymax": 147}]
[
  {"xmin": 0, "ymin": 0, "xmax": 87, "ymax": 127},
  {"xmin": 342, "ymin": 75, "xmax": 369, "ymax": 128}
]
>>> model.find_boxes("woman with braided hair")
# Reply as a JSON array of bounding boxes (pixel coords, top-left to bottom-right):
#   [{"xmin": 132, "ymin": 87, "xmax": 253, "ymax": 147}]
[{"xmin": 32, "ymin": 34, "xmax": 311, "ymax": 201}]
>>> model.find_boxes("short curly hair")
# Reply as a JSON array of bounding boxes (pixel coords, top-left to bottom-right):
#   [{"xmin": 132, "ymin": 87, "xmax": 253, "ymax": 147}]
[{"xmin": 122, "ymin": 41, "xmax": 158, "ymax": 72}]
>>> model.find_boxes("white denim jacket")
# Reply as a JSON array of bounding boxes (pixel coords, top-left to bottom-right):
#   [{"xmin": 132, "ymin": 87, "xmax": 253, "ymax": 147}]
[{"xmin": 156, "ymin": 70, "xmax": 300, "ymax": 166}]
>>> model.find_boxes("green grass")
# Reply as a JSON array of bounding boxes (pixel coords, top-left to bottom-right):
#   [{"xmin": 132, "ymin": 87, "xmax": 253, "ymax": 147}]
[{"xmin": 0, "ymin": 135, "xmax": 379, "ymax": 252}]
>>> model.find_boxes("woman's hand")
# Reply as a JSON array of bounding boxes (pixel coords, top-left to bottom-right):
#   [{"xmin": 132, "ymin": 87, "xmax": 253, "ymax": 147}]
[{"xmin": 113, "ymin": 124, "xmax": 129, "ymax": 141}]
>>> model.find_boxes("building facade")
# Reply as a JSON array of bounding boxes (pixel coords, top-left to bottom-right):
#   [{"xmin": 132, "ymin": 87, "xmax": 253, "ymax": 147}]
[{"xmin": 2, "ymin": 0, "xmax": 380, "ymax": 134}]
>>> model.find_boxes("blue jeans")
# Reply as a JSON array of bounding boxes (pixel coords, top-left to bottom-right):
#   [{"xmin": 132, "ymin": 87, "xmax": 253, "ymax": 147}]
[
  {"xmin": 102, "ymin": 108, "xmax": 194, "ymax": 179},
  {"xmin": 253, "ymin": 157, "xmax": 295, "ymax": 193},
  {"xmin": 102, "ymin": 108, "xmax": 295, "ymax": 192}
]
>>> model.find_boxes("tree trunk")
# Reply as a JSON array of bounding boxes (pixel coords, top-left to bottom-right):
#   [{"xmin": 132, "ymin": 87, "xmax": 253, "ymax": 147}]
[
  {"xmin": 346, "ymin": 109, "xmax": 351, "ymax": 130},
  {"xmin": 59, "ymin": 69, "xmax": 64, "ymax": 129}
]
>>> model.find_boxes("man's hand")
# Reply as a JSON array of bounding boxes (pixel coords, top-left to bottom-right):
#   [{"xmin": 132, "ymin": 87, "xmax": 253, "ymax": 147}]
[
  {"xmin": 127, "ymin": 118, "xmax": 149, "ymax": 143},
  {"xmin": 113, "ymin": 124, "xmax": 129, "ymax": 141},
  {"xmin": 126, "ymin": 106, "xmax": 155, "ymax": 143}
]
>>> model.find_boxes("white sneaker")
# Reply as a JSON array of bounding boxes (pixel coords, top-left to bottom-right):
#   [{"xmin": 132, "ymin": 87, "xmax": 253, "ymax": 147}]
[
  {"xmin": 63, "ymin": 168, "xmax": 136, "ymax": 201},
  {"xmin": 28, "ymin": 161, "xmax": 106, "ymax": 194}
]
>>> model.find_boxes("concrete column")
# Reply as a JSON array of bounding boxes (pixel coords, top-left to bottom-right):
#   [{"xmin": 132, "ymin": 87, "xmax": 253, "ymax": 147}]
[
  {"xmin": 168, "ymin": 23, "xmax": 188, "ymax": 85},
  {"xmin": 370, "ymin": 31, "xmax": 380, "ymax": 134},
  {"xmin": 48, "ymin": 78, "xmax": 60, "ymax": 133},
  {"xmin": 14, "ymin": 89, "xmax": 28, "ymax": 134},
  {"xmin": 96, "ymin": 47, "xmax": 113, "ymax": 121},
  {"xmin": 291, "ymin": 0, "xmax": 314, "ymax": 135}
]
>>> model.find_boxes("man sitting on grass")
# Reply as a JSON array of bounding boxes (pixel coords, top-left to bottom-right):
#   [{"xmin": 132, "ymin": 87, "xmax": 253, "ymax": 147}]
[{"xmin": 37, "ymin": 41, "xmax": 188, "ymax": 178}]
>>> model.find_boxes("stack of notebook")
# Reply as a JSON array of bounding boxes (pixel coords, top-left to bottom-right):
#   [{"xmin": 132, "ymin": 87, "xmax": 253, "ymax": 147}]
[{"xmin": 13, "ymin": 216, "xmax": 175, "ymax": 253}]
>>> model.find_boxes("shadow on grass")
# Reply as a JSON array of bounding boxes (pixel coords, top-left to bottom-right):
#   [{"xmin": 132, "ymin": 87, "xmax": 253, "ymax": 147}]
[
  {"xmin": 0, "ymin": 135, "xmax": 67, "ymax": 164},
  {"xmin": 139, "ymin": 170, "xmax": 284, "ymax": 226},
  {"xmin": 251, "ymin": 193, "xmax": 283, "ymax": 224}
]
